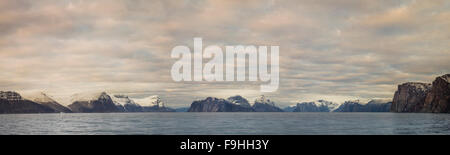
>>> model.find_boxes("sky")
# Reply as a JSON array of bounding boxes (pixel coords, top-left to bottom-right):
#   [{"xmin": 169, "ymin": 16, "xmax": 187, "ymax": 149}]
[{"xmin": 0, "ymin": 0, "xmax": 449, "ymax": 107}]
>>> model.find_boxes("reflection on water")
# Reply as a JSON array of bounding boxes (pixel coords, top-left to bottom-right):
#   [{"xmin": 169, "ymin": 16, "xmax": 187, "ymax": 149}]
[{"xmin": 1, "ymin": 112, "xmax": 450, "ymax": 135}]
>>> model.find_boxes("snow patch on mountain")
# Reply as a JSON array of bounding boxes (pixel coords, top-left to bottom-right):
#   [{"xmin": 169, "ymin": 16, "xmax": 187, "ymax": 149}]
[
  {"xmin": 70, "ymin": 91, "xmax": 110, "ymax": 102},
  {"xmin": 441, "ymin": 74, "xmax": 450, "ymax": 82},
  {"xmin": 110, "ymin": 94, "xmax": 140, "ymax": 107},
  {"xmin": 0, "ymin": 91, "xmax": 23, "ymax": 100},
  {"xmin": 227, "ymin": 95, "xmax": 251, "ymax": 108},
  {"xmin": 296, "ymin": 100, "xmax": 340, "ymax": 112},
  {"xmin": 368, "ymin": 98, "xmax": 392, "ymax": 104},
  {"xmin": 404, "ymin": 82, "xmax": 432, "ymax": 91},
  {"xmin": 254, "ymin": 95, "xmax": 275, "ymax": 106},
  {"xmin": 134, "ymin": 95, "xmax": 165, "ymax": 107},
  {"xmin": 21, "ymin": 92, "xmax": 56, "ymax": 103},
  {"xmin": 344, "ymin": 99, "xmax": 372, "ymax": 105}
]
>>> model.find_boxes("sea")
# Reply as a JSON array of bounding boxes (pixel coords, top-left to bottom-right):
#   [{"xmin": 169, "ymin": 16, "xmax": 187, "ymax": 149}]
[{"xmin": 1, "ymin": 112, "xmax": 450, "ymax": 135}]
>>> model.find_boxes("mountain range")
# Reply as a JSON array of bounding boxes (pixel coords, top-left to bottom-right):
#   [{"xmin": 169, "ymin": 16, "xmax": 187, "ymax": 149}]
[
  {"xmin": 292, "ymin": 100, "xmax": 340, "ymax": 112},
  {"xmin": 1, "ymin": 74, "xmax": 448, "ymax": 114},
  {"xmin": 188, "ymin": 95, "xmax": 283, "ymax": 112},
  {"xmin": 333, "ymin": 99, "xmax": 392, "ymax": 112},
  {"xmin": 0, "ymin": 91, "xmax": 57, "ymax": 114},
  {"xmin": 283, "ymin": 99, "xmax": 391, "ymax": 112},
  {"xmin": 0, "ymin": 91, "xmax": 175, "ymax": 114}
]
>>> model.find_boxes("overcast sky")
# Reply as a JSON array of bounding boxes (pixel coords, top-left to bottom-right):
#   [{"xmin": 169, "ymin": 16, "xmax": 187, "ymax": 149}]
[{"xmin": 1, "ymin": 0, "xmax": 449, "ymax": 107}]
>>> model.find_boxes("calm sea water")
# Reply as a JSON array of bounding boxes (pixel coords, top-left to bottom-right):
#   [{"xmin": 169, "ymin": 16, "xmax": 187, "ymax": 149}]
[{"xmin": 1, "ymin": 112, "xmax": 450, "ymax": 135}]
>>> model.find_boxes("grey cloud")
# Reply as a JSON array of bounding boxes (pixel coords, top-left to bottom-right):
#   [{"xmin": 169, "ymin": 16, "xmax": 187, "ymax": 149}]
[{"xmin": 0, "ymin": 0, "xmax": 449, "ymax": 107}]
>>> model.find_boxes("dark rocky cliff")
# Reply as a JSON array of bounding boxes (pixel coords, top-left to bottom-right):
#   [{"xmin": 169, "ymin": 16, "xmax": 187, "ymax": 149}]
[
  {"xmin": 390, "ymin": 82, "xmax": 431, "ymax": 112},
  {"xmin": 423, "ymin": 74, "xmax": 450, "ymax": 113},
  {"xmin": 391, "ymin": 74, "xmax": 450, "ymax": 113}
]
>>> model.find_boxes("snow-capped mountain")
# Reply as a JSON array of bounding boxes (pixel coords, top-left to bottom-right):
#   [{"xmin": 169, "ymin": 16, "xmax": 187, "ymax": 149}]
[
  {"xmin": 68, "ymin": 92, "xmax": 123, "ymax": 113},
  {"xmin": 312, "ymin": 100, "xmax": 340, "ymax": 110},
  {"xmin": 67, "ymin": 92, "xmax": 177, "ymax": 113},
  {"xmin": 133, "ymin": 95, "xmax": 175, "ymax": 112},
  {"xmin": 110, "ymin": 94, "xmax": 143, "ymax": 112},
  {"xmin": 254, "ymin": 95, "xmax": 276, "ymax": 106},
  {"xmin": 188, "ymin": 97, "xmax": 254, "ymax": 112},
  {"xmin": 0, "ymin": 91, "xmax": 22, "ymax": 101},
  {"xmin": 0, "ymin": 91, "xmax": 58, "ymax": 114},
  {"xmin": 333, "ymin": 99, "xmax": 391, "ymax": 112},
  {"xmin": 134, "ymin": 95, "xmax": 165, "ymax": 107},
  {"xmin": 22, "ymin": 92, "xmax": 72, "ymax": 113},
  {"xmin": 70, "ymin": 91, "xmax": 111, "ymax": 103},
  {"xmin": 252, "ymin": 95, "xmax": 283, "ymax": 112},
  {"xmin": 227, "ymin": 95, "xmax": 251, "ymax": 108},
  {"xmin": 293, "ymin": 100, "xmax": 339, "ymax": 112},
  {"xmin": 22, "ymin": 92, "xmax": 55, "ymax": 103}
]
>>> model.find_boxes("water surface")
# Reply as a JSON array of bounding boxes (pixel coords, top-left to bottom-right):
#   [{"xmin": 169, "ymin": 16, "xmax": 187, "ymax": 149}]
[{"xmin": 1, "ymin": 112, "xmax": 450, "ymax": 135}]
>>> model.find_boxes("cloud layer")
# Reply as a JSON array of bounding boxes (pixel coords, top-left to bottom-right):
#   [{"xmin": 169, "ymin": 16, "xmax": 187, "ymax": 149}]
[{"xmin": 1, "ymin": 0, "xmax": 449, "ymax": 107}]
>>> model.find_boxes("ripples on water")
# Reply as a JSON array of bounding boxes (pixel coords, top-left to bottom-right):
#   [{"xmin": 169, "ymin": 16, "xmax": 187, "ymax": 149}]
[{"xmin": 0, "ymin": 113, "xmax": 450, "ymax": 135}]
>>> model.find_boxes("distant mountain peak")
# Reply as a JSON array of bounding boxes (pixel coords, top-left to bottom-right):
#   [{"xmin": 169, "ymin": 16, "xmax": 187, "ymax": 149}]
[
  {"xmin": 111, "ymin": 94, "xmax": 139, "ymax": 107},
  {"xmin": 227, "ymin": 95, "xmax": 251, "ymax": 108},
  {"xmin": 255, "ymin": 95, "xmax": 275, "ymax": 106},
  {"xmin": 294, "ymin": 100, "xmax": 339, "ymax": 112},
  {"xmin": 188, "ymin": 96, "xmax": 254, "ymax": 112},
  {"xmin": 1, "ymin": 91, "xmax": 71, "ymax": 113},
  {"xmin": 368, "ymin": 98, "xmax": 392, "ymax": 104},
  {"xmin": 0, "ymin": 91, "xmax": 23, "ymax": 101},
  {"xmin": 344, "ymin": 98, "xmax": 372, "ymax": 105},
  {"xmin": 252, "ymin": 95, "xmax": 283, "ymax": 112},
  {"xmin": 334, "ymin": 99, "xmax": 392, "ymax": 112},
  {"xmin": 134, "ymin": 95, "xmax": 166, "ymax": 107},
  {"xmin": 438, "ymin": 74, "xmax": 450, "ymax": 82},
  {"xmin": 401, "ymin": 82, "xmax": 432, "ymax": 91},
  {"xmin": 22, "ymin": 92, "xmax": 56, "ymax": 103},
  {"xmin": 70, "ymin": 91, "xmax": 110, "ymax": 102}
]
